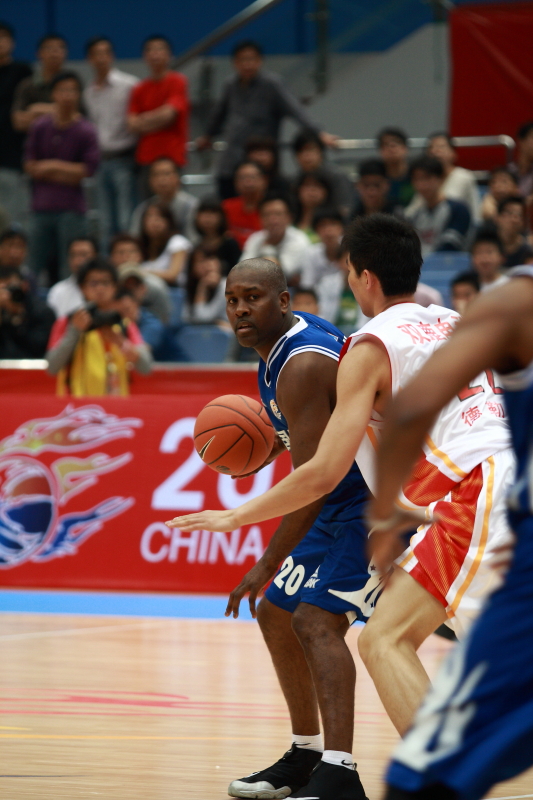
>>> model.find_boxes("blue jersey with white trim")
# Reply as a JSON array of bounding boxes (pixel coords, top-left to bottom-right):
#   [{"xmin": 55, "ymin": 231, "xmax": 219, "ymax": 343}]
[
  {"xmin": 258, "ymin": 312, "xmax": 367, "ymax": 528},
  {"xmin": 500, "ymin": 266, "xmax": 533, "ymax": 528}
]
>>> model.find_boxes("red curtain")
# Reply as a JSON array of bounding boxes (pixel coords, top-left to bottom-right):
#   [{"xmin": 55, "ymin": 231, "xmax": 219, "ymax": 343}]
[{"xmin": 449, "ymin": 2, "xmax": 533, "ymax": 170}]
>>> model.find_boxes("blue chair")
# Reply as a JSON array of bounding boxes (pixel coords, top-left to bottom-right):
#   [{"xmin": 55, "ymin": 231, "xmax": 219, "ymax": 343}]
[
  {"xmin": 420, "ymin": 252, "xmax": 471, "ymax": 308},
  {"xmin": 167, "ymin": 287, "xmax": 186, "ymax": 330},
  {"xmin": 176, "ymin": 325, "xmax": 232, "ymax": 363}
]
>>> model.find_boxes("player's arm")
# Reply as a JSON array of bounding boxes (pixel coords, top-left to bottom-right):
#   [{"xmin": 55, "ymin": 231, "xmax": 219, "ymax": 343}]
[
  {"xmin": 369, "ymin": 279, "xmax": 533, "ymax": 570},
  {"xmin": 166, "ymin": 340, "xmax": 388, "ymax": 532},
  {"xmin": 225, "ymin": 352, "xmax": 338, "ymax": 618}
]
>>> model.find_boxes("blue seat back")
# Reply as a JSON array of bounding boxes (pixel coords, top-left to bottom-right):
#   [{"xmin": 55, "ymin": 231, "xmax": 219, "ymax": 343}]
[
  {"xmin": 167, "ymin": 287, "xmax": 186, "ymax": 330},
  {"xmin": 421, "ymin": 252, "xmax": 471, "ymax": 308},
  {"xmin": 176, "ymin": 325, "xmax": 232, "ymax": 363}
]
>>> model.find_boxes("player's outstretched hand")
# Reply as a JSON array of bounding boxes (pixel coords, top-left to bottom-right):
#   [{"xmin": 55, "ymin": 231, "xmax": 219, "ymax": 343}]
[
  {"xmin": 165, "ymin": 509, "xmax": 237, "ymax": 533},
  {"xmin": 225, "ymin": 559, "xmax": 278, "ymax": 619},
  {"xmin": 367, "ymin": 507, "xmax": 429, "ymax": 573}
]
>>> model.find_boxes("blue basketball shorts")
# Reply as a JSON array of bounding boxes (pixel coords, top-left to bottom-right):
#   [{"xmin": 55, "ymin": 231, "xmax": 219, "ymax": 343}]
[
  {"xmin": 264, "ymin": 507, "xmax": 386, "ymax": 622},
  {"xmin": 386, "ymin": 517, "xmax": 533, "ymax": 800}
]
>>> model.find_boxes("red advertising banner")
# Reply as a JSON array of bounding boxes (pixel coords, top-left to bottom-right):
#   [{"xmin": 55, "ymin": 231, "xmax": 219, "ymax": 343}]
[{"xmin": 0, "ymin": 391, "xmax": 292, "ymax": 593}]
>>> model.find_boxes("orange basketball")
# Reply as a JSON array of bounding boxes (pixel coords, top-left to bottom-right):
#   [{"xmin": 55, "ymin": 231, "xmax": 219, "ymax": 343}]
[{"xmin": 194, "ymin": 394, "xmax": 275, "ymax": 476}]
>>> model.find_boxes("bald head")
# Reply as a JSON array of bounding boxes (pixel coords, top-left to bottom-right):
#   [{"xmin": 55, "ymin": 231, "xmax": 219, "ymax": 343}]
[
  {"xmin": 225, "ymin": 257, "xmax": 294, "ymax": 354},
  {"xmin": 229, "ymin": 258, "xmax": 287, "ymax": 296}
]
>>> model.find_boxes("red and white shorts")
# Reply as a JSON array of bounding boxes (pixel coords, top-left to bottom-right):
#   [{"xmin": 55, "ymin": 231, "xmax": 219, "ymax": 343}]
[{"xmin": 396, "ymin": 448, "xmax": 516, "ymax": 639}]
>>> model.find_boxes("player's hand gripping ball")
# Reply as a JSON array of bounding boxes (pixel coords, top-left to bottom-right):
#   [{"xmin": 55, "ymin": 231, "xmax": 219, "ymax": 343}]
[{"xmin": 194, "ymin": 394, "xmax": 275, "ymax": 477}]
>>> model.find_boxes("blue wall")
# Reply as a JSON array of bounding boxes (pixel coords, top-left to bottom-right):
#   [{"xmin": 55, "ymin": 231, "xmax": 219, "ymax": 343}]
[
  {"xmin": 1, "ymin": 0, "xmax": 519, "ymax": 61},
  {"xmin": 0, "ymin": 0, "xmax": 431, "ymax": 60}
]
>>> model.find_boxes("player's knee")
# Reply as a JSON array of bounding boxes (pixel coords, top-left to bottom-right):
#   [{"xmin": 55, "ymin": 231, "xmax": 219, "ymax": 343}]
[
  {"xmin": 358, "ymin": 619, "xmax": 395, "ymax": 667},
  {"xmin": 256, "ymin": 597, "xmax": 277, "ymax": 635},
  {"xmin": 292, "ymin": 603, "xmax": 342, "ymax": 648},
  {"xmin": 257, "ymin": 597, "xmax": 293, "ymax": 645},
  {"xmin": 291, "ymin": 603, "xmax": 319, "ymax": 646}
]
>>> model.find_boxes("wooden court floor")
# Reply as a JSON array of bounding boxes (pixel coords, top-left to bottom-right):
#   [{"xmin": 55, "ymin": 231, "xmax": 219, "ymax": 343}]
[{"xmin": 0, "ymin": 612, "xmax": 531, "ymax": 800}]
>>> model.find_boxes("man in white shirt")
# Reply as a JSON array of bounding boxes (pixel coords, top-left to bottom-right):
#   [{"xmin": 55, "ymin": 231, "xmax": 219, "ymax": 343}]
[
  {"xmin": 129, "ymin": 157, "xmax": 199, "ymax": 242},
  {"xmin": 84, "ymin": 37, "xmax": 139, "ymax": 251},
  {"xmin": 241, "ymin": 195, "xmax": 309, "ymax": 282},
  {"xmin": 47, "ymin": 236, "xmax": 97, "ymax": 318}
]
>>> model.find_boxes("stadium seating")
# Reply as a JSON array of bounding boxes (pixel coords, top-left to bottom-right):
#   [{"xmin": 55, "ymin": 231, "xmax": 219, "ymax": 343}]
[
  {"xmin": 167, "ymin": 287, "xmax": 186, "ymax": 330},
  {"xmin": 176, "ymin": 325, "xmax": 233, "ymax": 363},
  {"xmin": 420, "ymin": 251, "xmax": 471, "ymax": 308}
]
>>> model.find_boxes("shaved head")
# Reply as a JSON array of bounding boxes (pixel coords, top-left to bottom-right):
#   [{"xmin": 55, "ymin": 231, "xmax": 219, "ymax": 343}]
[
  {"xmin": 225, "ymin": 257, "xmax": 294, "ymax": 354},
  {"xmin": 229, "ymin": 258, "xmax": 287, "ymax": 295}
]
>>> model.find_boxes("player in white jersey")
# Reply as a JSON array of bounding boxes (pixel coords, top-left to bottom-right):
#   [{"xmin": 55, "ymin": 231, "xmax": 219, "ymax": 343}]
[
  {"xmin": 366, "ymin": 267, "xmax": 533, "ymax": 800},
  {"xmin": 347, "ymin": 301, "xmax": 512, "ymax": 640},
  {"xmin": 167, "ymin": 214, "xmax": 514, "ymax": 746}
]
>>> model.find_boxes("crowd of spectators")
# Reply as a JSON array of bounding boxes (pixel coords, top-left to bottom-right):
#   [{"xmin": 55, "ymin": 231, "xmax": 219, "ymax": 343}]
[{"xmin": 1, "ymin": 21, "xmax": 532, "ymax": 395}]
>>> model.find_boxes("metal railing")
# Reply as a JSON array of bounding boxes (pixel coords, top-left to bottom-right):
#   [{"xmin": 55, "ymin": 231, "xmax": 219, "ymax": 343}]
[
  {"xmin": 181, "ymin": 134, "xmax": 516, "ymax": 186},
  {"xmin": 173, "ymin": 0, "xmax": 285, "ymax": 68}
]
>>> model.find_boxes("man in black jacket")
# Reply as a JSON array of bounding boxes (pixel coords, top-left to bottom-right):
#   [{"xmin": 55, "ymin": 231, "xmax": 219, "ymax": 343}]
[{"xmin": 0, "ymin": 266, "xmax": 55, "ymax": 358}]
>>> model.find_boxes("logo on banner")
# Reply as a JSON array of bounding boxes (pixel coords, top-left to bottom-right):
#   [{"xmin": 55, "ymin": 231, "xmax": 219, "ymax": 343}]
[{"xmin": 0, "ymin": 404, "xmax": 142, "ymax": 568}]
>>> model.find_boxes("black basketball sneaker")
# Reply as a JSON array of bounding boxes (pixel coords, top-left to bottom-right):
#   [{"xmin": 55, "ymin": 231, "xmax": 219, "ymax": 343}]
[
  {"xmin": 287, "ymin": 760, "xmax": 369, "ymax": 800},
  {"xmin": 228, "ymin": 744, "xmax": 322, "ymax": 799}
]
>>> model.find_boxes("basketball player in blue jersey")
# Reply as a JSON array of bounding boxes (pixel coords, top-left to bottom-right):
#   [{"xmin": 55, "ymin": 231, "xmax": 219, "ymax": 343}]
[
  {"xmin": 366, "ymin": 266, "xmax": 533, "ymax": 800},
  {"xmin": 216, "ymin": 258, "xmax": 373, "ymax": 800}
]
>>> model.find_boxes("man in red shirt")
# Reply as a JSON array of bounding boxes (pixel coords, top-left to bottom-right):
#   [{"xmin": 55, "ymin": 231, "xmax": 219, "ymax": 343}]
[
  {"xmin": 222, "ymin": 161, "xmax": 268, "ymax": 249},
  {"xmin": 128, "ymin": 35, "xmax": 189, "ymax": 175}
]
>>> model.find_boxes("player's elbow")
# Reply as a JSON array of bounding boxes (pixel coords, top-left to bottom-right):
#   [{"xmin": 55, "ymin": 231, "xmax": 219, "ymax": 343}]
[{"xmin": 306, "ymin": 466, "xmax": 341, "ymax": 497}]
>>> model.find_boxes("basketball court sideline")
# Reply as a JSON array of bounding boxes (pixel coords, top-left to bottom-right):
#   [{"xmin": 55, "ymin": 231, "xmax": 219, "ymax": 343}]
[{"xmin": 0, "ymin": 593, "xmax": 531, "ymax": 800}]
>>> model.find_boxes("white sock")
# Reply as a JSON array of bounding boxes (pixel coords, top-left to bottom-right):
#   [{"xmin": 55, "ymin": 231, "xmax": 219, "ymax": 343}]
[
  {"xmin": 322, "ymin": 749, "xmax": 354, "ymax": 770},
  {"xmin": 292, "ymin": 733, "xmax": 323, "ymax": 753}
]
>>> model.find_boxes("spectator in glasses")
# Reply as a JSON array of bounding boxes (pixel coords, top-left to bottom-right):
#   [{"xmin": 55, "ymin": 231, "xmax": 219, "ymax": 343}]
[{"xmin": 46, "ymin": 258, "xmax": 152, "ymax": 396}]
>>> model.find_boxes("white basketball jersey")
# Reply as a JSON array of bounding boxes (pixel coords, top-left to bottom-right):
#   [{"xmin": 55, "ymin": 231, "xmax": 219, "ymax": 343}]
[{"xmin": 345, "ymin": 302, "xmax": 512, "ymax": 501}]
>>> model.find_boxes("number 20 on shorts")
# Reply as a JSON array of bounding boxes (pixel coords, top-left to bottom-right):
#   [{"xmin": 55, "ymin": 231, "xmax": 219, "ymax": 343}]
[{"xmin": 273, "ymin": 556, "xmax": 306, "ymax": 596}]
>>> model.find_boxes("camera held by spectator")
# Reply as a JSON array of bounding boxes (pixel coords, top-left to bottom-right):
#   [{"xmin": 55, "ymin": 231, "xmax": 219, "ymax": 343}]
[
  {"xmin": 0, "ymin": 266, "xmax": 55, "ymax": 359},
  {"xmin": 46, "ymin": 257, "xmax": 152, "ymax": 396}
]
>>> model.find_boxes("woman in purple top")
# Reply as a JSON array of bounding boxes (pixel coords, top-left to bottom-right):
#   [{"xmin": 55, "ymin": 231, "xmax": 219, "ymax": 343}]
[{"xmin": 24, "ymin": 71, "xmax": 100, "ymax": 285}]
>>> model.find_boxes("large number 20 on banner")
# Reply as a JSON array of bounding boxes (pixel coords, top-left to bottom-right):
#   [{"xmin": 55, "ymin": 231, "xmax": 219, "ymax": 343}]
[{"xmin": 0, "ymin": 395, "xmax": 292, "ymax": 593}]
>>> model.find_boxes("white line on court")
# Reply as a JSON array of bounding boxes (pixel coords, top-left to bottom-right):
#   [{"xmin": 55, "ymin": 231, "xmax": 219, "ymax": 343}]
[
  {"xmin": 0, "ymin": 618, "xmax": 164, "ymax": 642},
  {"xmin": 490, "ymin": 795, "xmax": 533, "ymax": 799}
]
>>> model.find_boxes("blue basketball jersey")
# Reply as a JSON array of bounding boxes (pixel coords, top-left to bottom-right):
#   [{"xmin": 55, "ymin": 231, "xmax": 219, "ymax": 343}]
[
  {"xmin": 258, "ymin": 312, "xmax": 367, "ymax": 528},
  {"xmin": 501, "ymin": 266, "xmax": 533, "ymax": 530},
  {"xmin": 385, "ymin": 265, "xmax": 533, "ymax": 800}
]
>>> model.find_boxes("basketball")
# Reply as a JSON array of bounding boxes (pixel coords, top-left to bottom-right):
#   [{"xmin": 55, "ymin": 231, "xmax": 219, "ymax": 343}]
[{"xmin": 193, "ymin": 394, "xmax": 275, "ymax": 476}]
